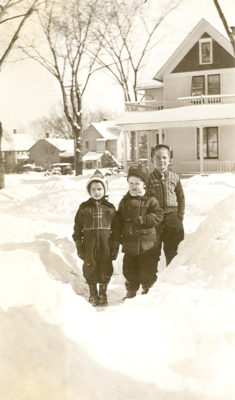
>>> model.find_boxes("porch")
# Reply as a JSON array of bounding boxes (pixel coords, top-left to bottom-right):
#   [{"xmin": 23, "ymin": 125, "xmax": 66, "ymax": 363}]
[
  {"xmin": 173, "ymin": 160, "xmax": 235, "ymax": 175},
  {"xmin": 125, "ymin": 94, "xmax": 235, "ymax": 112},
  {"xmin": 117, "ymin": 103, "xmax": 235, "ymax": 175}
]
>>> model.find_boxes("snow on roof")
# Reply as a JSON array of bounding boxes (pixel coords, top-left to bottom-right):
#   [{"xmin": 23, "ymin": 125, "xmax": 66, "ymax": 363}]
[
  {"xmin": 136, "ymin": 80, "xmax": 164, "ymax": 90},
  {"xmin": 91, "ymin": 121, "xmax": 120, "ymax": 141},
  {"xmin": 60, "ymin": 150, "xmax": 74, "ymax": 158},
  {"xmin": 45, "ymin": 138, "xmax": 74, "ymax": 152},
  {"xmin": 117, "ymin": 103, "xmax": 235, "ymax": 130},
  {"xmin": 2, "ymin": 134, "xmax": 36, "ymax": 152},
  {"xmin": 83, "ymin": 151, "xmax": 103, "ymax": 161}
]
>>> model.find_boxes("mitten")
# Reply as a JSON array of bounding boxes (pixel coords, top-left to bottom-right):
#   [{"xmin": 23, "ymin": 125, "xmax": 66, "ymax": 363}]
[
  {"xmin": 74, "ymin": 240, "xmax": 85, "ymax": 260},
  {"xmin": 177, "ymin": 213, "xmax": 184, "ymax": 222},
  {"xmin": 165, "ymin": 213, "xmax": 179, "ymax": 228},
  {"xmin": 109, "ymin": 240, "xmax": 120, "ymax": 260}
]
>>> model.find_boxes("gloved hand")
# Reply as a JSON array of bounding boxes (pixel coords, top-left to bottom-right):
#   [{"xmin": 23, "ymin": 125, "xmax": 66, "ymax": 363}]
[
  {"xmin": 74, "ymin": 240, "xmax": 85, "ymax": 260},
  {"xmin": 177, "ymin": 213, "xmax": 184, "ymax": 222},
  {"xmin": 109, "ymin": 240, "xmax": 120, "ymax": 260},
  {"xmin": 164, "ymin": 212, "xmax": 179, "ymax": 229}
]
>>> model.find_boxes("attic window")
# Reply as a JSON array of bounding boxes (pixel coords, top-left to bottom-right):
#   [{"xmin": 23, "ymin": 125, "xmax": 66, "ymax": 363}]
[{"xmin": 199, "ymin": 38, "xmax": 213, "ymax": 64}]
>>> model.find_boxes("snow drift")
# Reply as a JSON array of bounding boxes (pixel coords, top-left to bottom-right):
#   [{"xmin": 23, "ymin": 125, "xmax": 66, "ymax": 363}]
[{"xmin": 0, "ymin": 172, "xmax": 234, "ymax": 400}]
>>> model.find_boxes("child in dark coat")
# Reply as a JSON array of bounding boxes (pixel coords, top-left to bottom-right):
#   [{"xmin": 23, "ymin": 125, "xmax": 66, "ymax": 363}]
[
  {"xmin": 148, "ymin": 144, "xmax": 185, "ymax": 266},
  {"xmin": 109, "ymin": 167, "xmax": 163, "ymax": 299},
  {"xmin": 72, "ymin": 170, "xmax": 116, "ymax": 307}
]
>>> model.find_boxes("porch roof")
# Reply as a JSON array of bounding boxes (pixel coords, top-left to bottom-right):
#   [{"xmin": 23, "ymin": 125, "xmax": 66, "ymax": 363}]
[
  {"xmin": 83, "ymin": 151, "xmax": 103, "ymax": 161},
  {"xmin": 117, "ymin": 103, "xmax": 235, "ymax": 131}
]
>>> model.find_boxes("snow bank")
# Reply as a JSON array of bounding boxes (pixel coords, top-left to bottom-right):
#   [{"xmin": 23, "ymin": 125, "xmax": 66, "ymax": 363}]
[{"xmin": 0, "ymin": 172, "xmax": 235, "ymax": 399}]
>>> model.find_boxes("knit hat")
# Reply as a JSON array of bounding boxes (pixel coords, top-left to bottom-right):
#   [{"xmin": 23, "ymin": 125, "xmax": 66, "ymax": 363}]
[
  {"xmin": 87, "ymin": 169, "xmax": 108, "ymax": 195},
  {"xmin": 127, "ymin": 166, "xmax": 148, "ymax": 185}
]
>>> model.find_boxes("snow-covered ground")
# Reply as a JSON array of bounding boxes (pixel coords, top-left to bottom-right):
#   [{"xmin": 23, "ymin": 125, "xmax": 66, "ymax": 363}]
[{"xmin": 0, "ymin": 171, "xmax": 235, "ymax": 400}]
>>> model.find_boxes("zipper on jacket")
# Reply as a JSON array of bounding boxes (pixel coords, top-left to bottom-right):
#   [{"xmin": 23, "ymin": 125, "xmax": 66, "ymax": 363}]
[{"xmin": 137, "ymin": 198, "xmax": 142, "ymax": 254}]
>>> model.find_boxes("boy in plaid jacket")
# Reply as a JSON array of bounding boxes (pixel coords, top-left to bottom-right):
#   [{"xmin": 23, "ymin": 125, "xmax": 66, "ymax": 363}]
[
  {"xmin": 148, "ymin": 144, "xmax": 185, "ymax": 266},
  {"xmin": 73, "ymin": 170, "xmax": 116, "ymax": 307}
]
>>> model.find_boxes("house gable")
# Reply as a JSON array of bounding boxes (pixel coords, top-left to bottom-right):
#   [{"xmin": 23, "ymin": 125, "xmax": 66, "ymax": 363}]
[
  {"xmin": 154, "ymin": 19, "xmax": 234, "ymax": 81},
  {"xmin": 172, "ymin": 33, "xmax": 235, "ymax": 73},
  {"xmin": 29, "ymin": 139, "xmax": 59, "ymax": 152}
]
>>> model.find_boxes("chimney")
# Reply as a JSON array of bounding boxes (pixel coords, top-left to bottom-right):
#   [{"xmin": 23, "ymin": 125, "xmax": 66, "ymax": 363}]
[{"xmin": 46, "ymin": 132, "xmax": 49, "ymax": 138}]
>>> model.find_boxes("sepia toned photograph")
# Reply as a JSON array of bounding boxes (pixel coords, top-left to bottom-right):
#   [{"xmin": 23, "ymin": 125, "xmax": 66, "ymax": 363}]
[{"xmin": 0, "ymin": 0, "xmax": 235, "ymax": 399}]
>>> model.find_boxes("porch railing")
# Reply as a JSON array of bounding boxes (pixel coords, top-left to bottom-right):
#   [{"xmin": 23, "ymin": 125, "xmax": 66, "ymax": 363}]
[
  {"xmin": 125, "ymin": 94, "xmax": 235, "ymax": 111},
  {"xmin": 173, "ymin": 160, "xmax": 235, "ymax": 174}
]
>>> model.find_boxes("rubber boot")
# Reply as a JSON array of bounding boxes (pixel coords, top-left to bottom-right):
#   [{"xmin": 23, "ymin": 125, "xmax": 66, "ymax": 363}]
[
  {"xmin": 99, "ymin": 283, "xmax": 108, "ymax": 306},
  {"xmin": 141, "ymin": 286, "xmax": 149, "ymax": 295},
  {"xmin": 88, "ymin": 284, "xmax": 99, "ymax": 306},
  {"xmin": 123, "ymin": 290, "xmax": 137, "ymax": 301}
]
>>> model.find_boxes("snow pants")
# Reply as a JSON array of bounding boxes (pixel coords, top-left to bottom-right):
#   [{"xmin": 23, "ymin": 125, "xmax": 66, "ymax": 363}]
[
  {"xmin": 157, "ymin": 212, "xmax": 184, "ymax": 266},
  {"xmin": 82, "ymin": 233, "xmax": 113, "ymax": 284},
  {"xmin": 83, "ymin": 257, "xmax": 113, "ymax": 285},
  {"xmin": 123, "ymin": 247, "xmax": 158, "ymax": 291}
]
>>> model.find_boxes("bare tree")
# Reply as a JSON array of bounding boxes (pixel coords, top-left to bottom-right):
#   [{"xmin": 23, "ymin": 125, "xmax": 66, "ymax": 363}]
[
  {"xmin": 0, "ymin": 0, "xmax": 44, "ymax": 69},
  {"xmin": 91, "ymin": 0, "xmax": 182, "ymax": 102},
  {"xmin": 0, "ymin": 122, "xmax": 4, "ymax": 189},
  {"xmin": 213, "ymin": 0, "xmax": 235, "ymax": 56},
  {"xmin": 0, "ymin": 0, "xmax": 44, "ymax": 188},
  {"xmin": 29, "ymin": 104, "xmax": 73, "ymax": 139},
  {"xmin": 22, "ymin": 0, "xmax": 105, "ymax": 175}
]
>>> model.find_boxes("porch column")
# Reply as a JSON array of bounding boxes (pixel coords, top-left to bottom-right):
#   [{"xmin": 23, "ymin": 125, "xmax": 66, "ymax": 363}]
[
  {"xmin": 198, "ymin": 126, "xmax": 204, "ymax": 174},
  {"xmin": 135, "ymin": 131, "xmax": 139, "ymax": 162},
  {"xmin": 147, "ymin": 132, "xmax": 151, "ymax": 171},
  {"xmin": 159, "ymin": 128, "xmax": 163, "ymax": 144},
  {"xmin": 123, "ymin": 129, "xmax": 128, "ymax": 172}
]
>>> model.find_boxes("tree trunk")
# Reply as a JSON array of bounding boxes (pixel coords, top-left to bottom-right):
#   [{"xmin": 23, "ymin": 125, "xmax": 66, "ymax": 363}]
[
  {"xmin": 0, "ymin": 122, "xmax": 5, "ymax": 189},
  {"xmin": 74, "ymin": 100, "xmax": 83, "ymax": 175},
  {"xmin": 213, "ymin": 0, "xmax": 235, "ymax": 56},
  {"xmin": 74, "ymin": 127, "xmax": 83, "ymax": 175}
]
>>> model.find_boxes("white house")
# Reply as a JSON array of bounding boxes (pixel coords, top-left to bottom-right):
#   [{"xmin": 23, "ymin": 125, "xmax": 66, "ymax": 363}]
[
  {"xmin": 117, "ymin": 19, "xmax": 235, "ymax": 174},
  {"xmin": 83, "ymin": 120, "xmax": 131, "ymax": 164},
  {"xmin": 2, "ymin": 132, "xmax": 35, "ymax": 171}
]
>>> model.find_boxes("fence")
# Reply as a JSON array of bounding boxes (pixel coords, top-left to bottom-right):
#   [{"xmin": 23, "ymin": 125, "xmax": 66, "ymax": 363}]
[{"xmin": 173, "ymin": 160, "xmax": 235, "ymax": 174}]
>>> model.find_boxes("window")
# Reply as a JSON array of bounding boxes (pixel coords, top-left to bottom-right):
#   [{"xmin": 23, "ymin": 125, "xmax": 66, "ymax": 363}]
[
  {"xmin": 85, "ymin": 141, "xmax": 89, "ymax": 149},
  {"xmin": 139, "ymin": 133, "xmax": 148, "ymax": 159},
  {"xmin": 199, "ymin": 38, "xmax": 213, "ymax": 64},
  {"xmin": 191, "ymin": 74, "xmax": 220, "ymax": 103},
  {"xmin": 208, "ymin": 74, "xmax": 220, "ymax": 95},
  {"xmin": 192, "ymin": 76, "xmax": 205, "ymax": 96},
  {"xmin": 197, "ymin": 127, "xmax": 218, "ymax": 159},
  {"xmin": 156, "ymin": 130, "xmax": 165, "ymax": 145}
]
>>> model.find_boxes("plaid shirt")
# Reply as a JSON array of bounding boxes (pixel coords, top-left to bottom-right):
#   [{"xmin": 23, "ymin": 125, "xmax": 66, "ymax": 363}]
[
  {"xmin": 147, "ymin": 169, "xmax": 185, "ymax": 218},
  {"xmin": 73, "ymin": 197, "xmax": 116, "ymax": 241}
]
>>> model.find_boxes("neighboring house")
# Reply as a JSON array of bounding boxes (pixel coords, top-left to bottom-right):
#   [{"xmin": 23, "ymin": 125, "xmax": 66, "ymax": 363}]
[
  {"xmin": 118, "ymin": 19, "xmax": 235, "ymax": 174},
  {"xmin": 82, "ymin": 150, "xmax": 118, "ymax": 169},
  {"xmin": 29, "ymin": 138, "xmax": 74, "ymax": 168},
  {"xmin": 2, "ymin": 132, "xmax": 36, "ymax": 171},
  {"xmin": 83, "ymin": 120, "xmax": 130, "ymax": 164}
]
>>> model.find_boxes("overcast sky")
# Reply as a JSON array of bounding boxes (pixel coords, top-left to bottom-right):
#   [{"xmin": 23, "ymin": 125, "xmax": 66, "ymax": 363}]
[{"xmin": 0, "ymin": 0, "xmax": 234, "ymax": 133}]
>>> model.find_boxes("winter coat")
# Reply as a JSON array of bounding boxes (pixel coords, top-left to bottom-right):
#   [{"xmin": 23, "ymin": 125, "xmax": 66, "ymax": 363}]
[
  {"xmin": 73, "ymin": 197, "xmax": 116, "ymax": 264},
  {"xmin": 110, "ymin": 192, "xmax": 163, "ymax": 256}
]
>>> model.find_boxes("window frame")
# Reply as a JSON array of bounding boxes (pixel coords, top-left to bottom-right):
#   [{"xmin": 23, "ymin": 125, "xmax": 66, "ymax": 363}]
[
  {"xmin": 207, "ymin": 74, "xmax": 220, "ymax": 95},
  {"xmin": 197, "ymin": 127, "xmax": 219, "ymax": 159},
  {"xmin": 199, "ymin": 38, "xmax": 213, "ymax": 64},
  {"xmin": 191, "ymin": 75, "xmax": 205, "ymax": 96}
]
